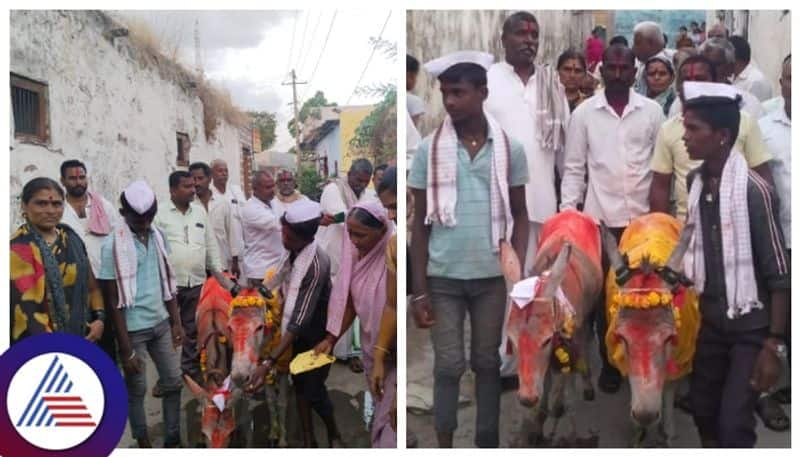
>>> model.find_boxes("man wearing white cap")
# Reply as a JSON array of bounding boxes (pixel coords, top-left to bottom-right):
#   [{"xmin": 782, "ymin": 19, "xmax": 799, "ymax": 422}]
[
  {"xmin": 98, "ymin": 180, "xmax": 185, "ymax": 448},
  {"xmin": 681, "ymin": 81, "xmax": 789, "ymax": 447},
  {"xmin": 561, "ymin": 43, "xmax": 666, "ymax": 394},
  {"xmin": 246, "ymin": 199, "xmax": 342, "ymax": 448},
  {"xmin": 485, "ymin": 11, "xmax": 570, "ymax": 378},
  {"xmin": 409, "ymin": 50, "xmax": 529, "ymax": 447}
]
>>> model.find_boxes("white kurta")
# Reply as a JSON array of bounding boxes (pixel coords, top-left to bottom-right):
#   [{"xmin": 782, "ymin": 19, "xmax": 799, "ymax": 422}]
[{"xmin": 486, "ymin": 61, "xmax": 563, "ymax": 224}]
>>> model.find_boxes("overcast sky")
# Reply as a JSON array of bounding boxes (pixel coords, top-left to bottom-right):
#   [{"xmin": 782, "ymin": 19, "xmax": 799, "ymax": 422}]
[{"xmin": 113, "ymin": 10, "xmax": 397, "ymax": 152}]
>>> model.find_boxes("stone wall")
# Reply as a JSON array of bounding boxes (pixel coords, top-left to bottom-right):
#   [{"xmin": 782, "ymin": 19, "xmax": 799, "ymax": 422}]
[{"xmin": 9, "ymin": 10, "xmax": 245, "ymax": 231}]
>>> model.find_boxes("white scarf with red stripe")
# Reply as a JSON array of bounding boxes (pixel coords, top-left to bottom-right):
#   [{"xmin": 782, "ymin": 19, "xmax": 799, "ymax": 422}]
[
  {"xmin": 425, "ymin": 111, "xmax": 512, "ymax": 252},
  {"xmin": 685, "ymin": 150, "xmax": 760, "ymax": 319}
]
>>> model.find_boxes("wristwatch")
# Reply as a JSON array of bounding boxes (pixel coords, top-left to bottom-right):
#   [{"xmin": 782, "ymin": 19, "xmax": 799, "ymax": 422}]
[{"xmin": 766, "ymin": 337, "xmax": 788, "ymax": 360}]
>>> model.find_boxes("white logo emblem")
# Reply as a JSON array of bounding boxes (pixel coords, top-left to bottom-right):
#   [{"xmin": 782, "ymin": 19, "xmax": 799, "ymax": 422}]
[{"xmin": 6, "ymin": 353, "xmax": 105, "ymax": 450}]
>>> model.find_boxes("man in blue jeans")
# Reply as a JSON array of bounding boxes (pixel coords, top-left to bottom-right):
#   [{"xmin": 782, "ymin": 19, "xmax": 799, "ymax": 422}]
[
  {"xmin": 409, "ymin": 50, "xmax": 529, "ymax": 447},
  {"xmin": 98, "ymin": 180, "xmax": 185, "ymax": 448}
]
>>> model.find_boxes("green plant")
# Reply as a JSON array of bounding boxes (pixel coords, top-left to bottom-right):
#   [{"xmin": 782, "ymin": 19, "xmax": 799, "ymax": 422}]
[
  {"xmin": 349, "ymin": 87, "xmax": 396, "ymax": 166},
  {"xmin": 296, "ymin": 166, "xmax": 325, "ymax": 202}
]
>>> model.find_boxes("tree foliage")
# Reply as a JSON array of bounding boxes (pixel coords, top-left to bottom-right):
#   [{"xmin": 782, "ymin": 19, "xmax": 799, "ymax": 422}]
[
  {"xmin": 287, "ymin": 91, "xmax": 337, "ymax": 139},
  {"xmin": 296, "ymin": 165, "xmax": 325, "ymax": 202},
  {"xmin": 247, "ymin": 111, "xmax": 277, "ymax": 151},
  {"xmin": 349, "ymin": 87, "xmax": 397, "ymax": 166}
]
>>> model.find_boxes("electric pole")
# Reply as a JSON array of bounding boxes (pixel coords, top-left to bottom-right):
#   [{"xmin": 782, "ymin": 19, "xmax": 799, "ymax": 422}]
[{"xmin": 282, "ymin": 69, "xmax": 307, "ymax": 170}]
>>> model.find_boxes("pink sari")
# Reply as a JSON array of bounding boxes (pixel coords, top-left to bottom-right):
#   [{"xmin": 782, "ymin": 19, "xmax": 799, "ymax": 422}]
[{"xmin": 327, "ymin": 200, "xmax": 396, "ymax": 448}]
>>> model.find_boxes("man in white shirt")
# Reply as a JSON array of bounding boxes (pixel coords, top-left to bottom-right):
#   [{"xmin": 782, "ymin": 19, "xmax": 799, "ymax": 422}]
[
  {"xmin": 59, "ymin": 159, "xmax": 120, "ymax": 360},
  {"xmin": 241, "ymin": 170, "xmax": 286, "ymax": 287},
  {"xmin": 757, "ymin": 54, "xmax": 791, "ymax": 432},
  {"xmin": 189, "ymin": 162, "xmax": 243, "ymax": 279},
  {"xmin": 731, "ymin": 36, "xmax": 773, "ymax": 102},
  {"xmin": 485, "ymin": 11, "xmax": 569, "ymax": 377},
  {"xmin": 561, "ymin": 44, "xmax": 666, "ymax": 394}
]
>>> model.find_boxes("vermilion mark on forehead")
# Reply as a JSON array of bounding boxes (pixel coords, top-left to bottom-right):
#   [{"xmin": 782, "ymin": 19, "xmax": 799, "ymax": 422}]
[{"xmin": 521, "ymin": 21, "xmax": 535, "ymax": 33}]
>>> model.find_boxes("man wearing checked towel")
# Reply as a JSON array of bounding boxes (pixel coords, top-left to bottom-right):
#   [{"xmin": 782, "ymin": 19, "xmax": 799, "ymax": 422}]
[{"xmin": 409, "ymin": 50, "xmax": 529, "ymax": 448}]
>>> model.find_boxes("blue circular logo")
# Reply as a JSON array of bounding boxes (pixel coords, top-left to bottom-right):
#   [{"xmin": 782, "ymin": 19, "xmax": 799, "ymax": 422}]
[{"xmin": 0, "ymin": 333, "xmax": 127, "ymax": 456}]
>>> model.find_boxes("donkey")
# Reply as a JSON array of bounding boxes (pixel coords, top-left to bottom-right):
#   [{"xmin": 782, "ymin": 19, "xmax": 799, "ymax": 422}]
[
  {"xmin": 506, "ymin": 210, "xmax": 604, "ymax": 446},
  {"xmin": 183, "ymin": 274, "xmax": 279, "ymax": 447},
  {"xmin": 601, "ymin": 213, "xmax": 700, "ymax": 447}
]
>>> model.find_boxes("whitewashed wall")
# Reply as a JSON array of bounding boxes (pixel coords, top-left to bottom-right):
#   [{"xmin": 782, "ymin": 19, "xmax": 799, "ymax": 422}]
[
  {"xmin": 407, "ymin": 9, "xmax": 594, "ymax": 136},
  {"xmin": 9, "ymin": 10, "xmax": 244, "ymax": 231}
]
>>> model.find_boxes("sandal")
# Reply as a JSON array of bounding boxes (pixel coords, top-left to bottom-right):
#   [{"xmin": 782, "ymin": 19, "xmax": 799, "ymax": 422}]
[
  {"xmin": 756, "ymin": 395, "xmax": 790, "ymax": 432},
  {"xmin": 348, "ymin": 357, "xmax": 364, "ymax": 373},
  {"xmin": 151, "ymin": 383, "xmax": 163, "ymax": 398}
]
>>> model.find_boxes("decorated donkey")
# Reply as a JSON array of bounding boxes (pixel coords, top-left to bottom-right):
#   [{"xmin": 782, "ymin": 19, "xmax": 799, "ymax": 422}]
[
  {"xmin": 601, "ymin": 213, "xmax": 700, "ymax": 447},
  {"xmin": 506, "ymin": 209, "xmax": 604, "ymax": 446},
  {"xmin": 182, "ymin": 274, "xmax": 282, "ymax": 448}
]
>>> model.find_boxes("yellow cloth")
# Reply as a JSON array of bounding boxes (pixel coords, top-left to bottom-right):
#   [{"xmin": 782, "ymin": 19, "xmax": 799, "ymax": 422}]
[
  {"xmin": 650, "ymin": 112, "xmax": 771, "ymax": 219},
  {"xmin": 605, "ymin": 213, "xmax": 701, "ymax": 380}
]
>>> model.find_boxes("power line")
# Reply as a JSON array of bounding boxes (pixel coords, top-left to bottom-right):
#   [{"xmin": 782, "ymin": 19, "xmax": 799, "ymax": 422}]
[
  {"xmin": 346, "ymin": 11, "xmax": 392, "ymax": 105},
  {"xmin": 297, "ymin": 11, "xmax": 323, "ymax": 76},
  {"xmin": 294, "ymin": 11, "xmax": 310, "ymax": 71},
  {"xmin": 300, "ymin": 9, "xmax": 338, "ymax": 101},
  {"xmin": 285, "ymin": 11, "xmax": 299, "ymax": 76}
]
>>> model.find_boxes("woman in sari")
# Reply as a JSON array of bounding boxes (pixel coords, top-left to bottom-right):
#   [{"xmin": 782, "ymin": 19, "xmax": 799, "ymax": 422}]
[
  {"xmin": 645, "ymin": 54, "xmax": 677, "ymax": 116},
  {"xmin": 11, "ymin": 177, "xmax": 105, "ymax": 344},
  {"xmin": 315, "ymin": 200, "xmax": 396, "ymax": 448}
]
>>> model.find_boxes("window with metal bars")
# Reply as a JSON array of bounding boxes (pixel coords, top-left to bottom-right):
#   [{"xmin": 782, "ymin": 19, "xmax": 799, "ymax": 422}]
[
  {"xmin": 11, "ymin": 73, "xmax": 49, "ymax": 143},
  {"xmin": 176, "ymin": 132, "xmax": 190, "ymax": 166}
]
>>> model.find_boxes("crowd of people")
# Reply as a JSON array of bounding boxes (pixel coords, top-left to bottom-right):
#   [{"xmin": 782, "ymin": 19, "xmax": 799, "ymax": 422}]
[
  {"xmin": 10, "ymin": 156, "xmax": 398, "ymax": 448},
  {"xmin": 407, "ymin": 11, "xmax": 790, "ymax": 448}
]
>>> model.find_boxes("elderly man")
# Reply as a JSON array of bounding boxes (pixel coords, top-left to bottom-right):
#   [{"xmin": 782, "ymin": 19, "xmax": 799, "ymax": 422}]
[
  {"xmin": 706, "ymin": 22, "xmax": 729, "ymax": 40},
  {"xmin": 756, "ymin": 54, "xmax": 792, "ymax": 433},
  {"xmin": 189, "ymin": 162, "xmax": 243, "ymax": 280},
  {"xmin": 409, "ymin": 51, "xmax": 529, "ymax": 448},
  {"xmin": 241, "ymin": 170, "xmax": 286, "ymax": 286},
  {"xmin": 485, "ymin": 10, "xmax": 568, "ymax": 376},
  {"xmin": 59, "ymin": 159, "xmax": 120, "ymax": 360},
  {"xmin": 318, "ymin": 158, "xmax": 375, "ymax": 275},
  {"xmin": 561, "ymin": 44, "xmax": 666, "ymax": 394},
  {"xmin": 99, "ymin": 181, "xmax": 185, "ymax": 448},
  {"xmin": 649, "ymin": 55, "xmax": 773, "ymax": 220},
  {"xmin": 730, "ymin": 35, "xmax": 773, "ymax": 102},
  {"xmin": 154, "ymin": 171, "xmax": 224, "ymax": 389},
  {"xmin": 670, "ymin": 38, "xmax": 764, "ymax": 118},
  {"xmin": 272, "ymin": 169, "xmax": 309, "ymax": 218},
  {"xmin": 632, "ymin": 21, "xmax": 668, "ymax": 95}
]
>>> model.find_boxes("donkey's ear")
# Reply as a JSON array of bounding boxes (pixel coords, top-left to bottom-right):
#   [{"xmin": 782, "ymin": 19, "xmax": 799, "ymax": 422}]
[{"xmin": 183, "ymin": 373, "xmax": 207, "ymax": 398}]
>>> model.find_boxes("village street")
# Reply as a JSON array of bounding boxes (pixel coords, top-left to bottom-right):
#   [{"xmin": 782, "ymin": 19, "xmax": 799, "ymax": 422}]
[{"xmin": 407, "ymin": 314, "xmax": 791, "ymax": 448}]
